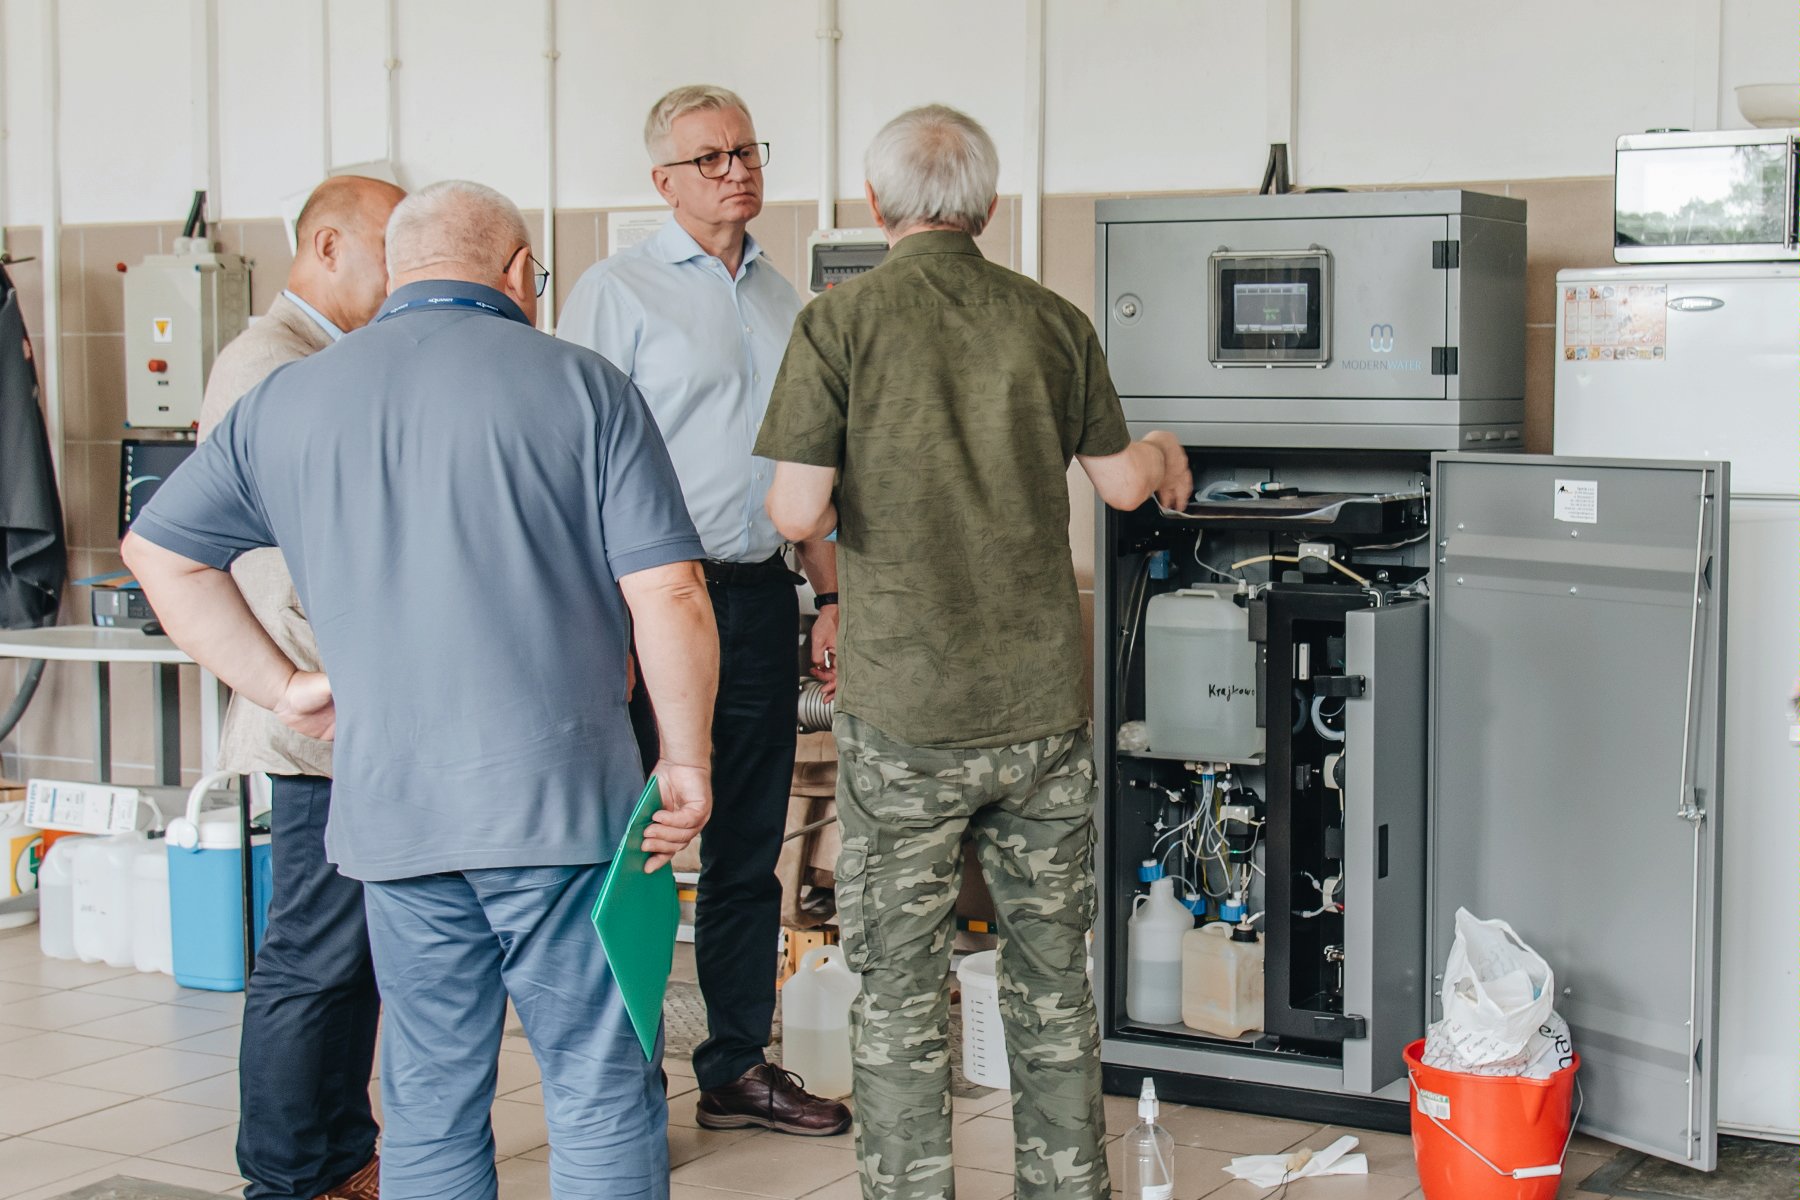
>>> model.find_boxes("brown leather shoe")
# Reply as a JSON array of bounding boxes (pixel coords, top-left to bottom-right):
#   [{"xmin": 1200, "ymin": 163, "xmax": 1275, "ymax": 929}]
[
  {"xmin": 314, "ymin": 1154, "xmax": 379, "ymax": 1200},
  {"xmin": 696, "ymin": 1063, "xmax": 851, "ymax": 1136}
]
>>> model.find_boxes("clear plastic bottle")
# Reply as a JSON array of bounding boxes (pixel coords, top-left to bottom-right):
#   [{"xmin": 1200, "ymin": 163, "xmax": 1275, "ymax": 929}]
[{"xmin": 1123, "ymin": 1077, "xmax": 1176, "ymax": 1200}]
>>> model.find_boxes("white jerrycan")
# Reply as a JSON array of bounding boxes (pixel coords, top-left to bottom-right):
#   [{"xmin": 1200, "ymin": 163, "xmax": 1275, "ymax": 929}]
[
  {"xmin": 72, "ymin": 833, "xmax": 144, "ymax": 967},
  {"xmin": 130, "ymin": 838, "xmax": 174, "ymax": 975},
  {"xmin": 1126, "ymin": 877, "xmax": 1191, "ymax": 1025},
  {"xmin": 37, "ymin": 838, "xmax": 79, "ymax": 959},
  {"xmin": 780, "ymin": 945, "xmax": 860, "ymax": 1098}
]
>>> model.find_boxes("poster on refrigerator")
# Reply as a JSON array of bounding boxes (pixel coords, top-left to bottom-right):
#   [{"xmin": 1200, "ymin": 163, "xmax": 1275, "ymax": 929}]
[{"xmin": 1562, "ymin": 283, "xmax": 1667, "ymax": 362}]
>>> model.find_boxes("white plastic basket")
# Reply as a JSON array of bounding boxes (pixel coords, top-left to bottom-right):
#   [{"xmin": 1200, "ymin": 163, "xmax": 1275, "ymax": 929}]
[{"xmin": 958, "ymin": 950, "xmax": 1009, "ymax": 1090}]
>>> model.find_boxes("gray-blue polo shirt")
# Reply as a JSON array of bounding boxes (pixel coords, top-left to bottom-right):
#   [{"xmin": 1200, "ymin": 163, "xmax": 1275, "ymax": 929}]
[{"xmin": 132, "ymin": 280, "xmax": 705, "ymax": 882}]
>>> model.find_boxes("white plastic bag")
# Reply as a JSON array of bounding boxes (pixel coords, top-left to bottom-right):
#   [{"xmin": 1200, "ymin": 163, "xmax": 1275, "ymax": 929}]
[
  {"xmin": 1436, "ymin": 907, "xmax": 1555, "ymax": 1067},
  {"xmin": 1425, "ymin": 1011, "xmax": 1573, "ymax": 1079}
]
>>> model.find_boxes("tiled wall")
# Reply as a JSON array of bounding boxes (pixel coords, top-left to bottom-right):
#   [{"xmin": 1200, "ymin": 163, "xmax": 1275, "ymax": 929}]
[{"xmin": 1, "ymin": 176, "xmax": 1613, "ymax": 782}]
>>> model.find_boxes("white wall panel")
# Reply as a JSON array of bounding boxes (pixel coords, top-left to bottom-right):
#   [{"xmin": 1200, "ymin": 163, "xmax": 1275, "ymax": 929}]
[
  {"xmin": 1718, "ymin": 0, "xmax": 1799, "ymax": 128},
  {"xmin": 2, "ymin": 0, "xmax": 46, "ymax": 226},
  {"xmin": 219, "ymin": 0, "xmax": 326, "ymax": 219}
]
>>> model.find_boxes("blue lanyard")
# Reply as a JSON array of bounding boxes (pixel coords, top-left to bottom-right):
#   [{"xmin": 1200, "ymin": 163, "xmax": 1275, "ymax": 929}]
[{"xmin": 376, "ymin": 295, "xmax": 526, "ymax": 324}]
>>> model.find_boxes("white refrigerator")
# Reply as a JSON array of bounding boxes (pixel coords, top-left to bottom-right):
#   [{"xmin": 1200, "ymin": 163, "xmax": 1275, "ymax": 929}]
[{"xmin": 1555, "ymin": 263, "xmax": 1799, "ymax": 1141}]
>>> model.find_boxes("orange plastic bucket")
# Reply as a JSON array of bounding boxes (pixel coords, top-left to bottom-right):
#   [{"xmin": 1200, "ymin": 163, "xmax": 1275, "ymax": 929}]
[{"xmin": 1404, "ymin": 1039, "xmax": 1581, "ymax": 1200}]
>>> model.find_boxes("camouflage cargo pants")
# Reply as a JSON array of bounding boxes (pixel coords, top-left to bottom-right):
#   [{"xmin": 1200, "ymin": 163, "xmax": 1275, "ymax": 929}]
[{"xmin": 832, "ymin": 714, "xmax": 1107, "ymax": 1200}]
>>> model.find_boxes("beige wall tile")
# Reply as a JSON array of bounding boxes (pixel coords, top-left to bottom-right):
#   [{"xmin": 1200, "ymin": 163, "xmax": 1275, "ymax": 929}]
[
  {"xmin": 833, "ymin": 197, "xmax": 876, "ymax": 231},
  {"xmin": 1041, "ymin": 194, "xmax": 1098, "ymax": 319},
  {"xmin": 235, "ymin": 219, "xmax": 294, "ymax": 318},
  {"xmin": 1511, "ymin": 177, "xmax": 1614, "ymax": 326},
  {"xmin": 552, "ymin": 210, "xmax": 602, "ymax": 314},
  {"xmin": 84, "ymin": 334, "xmax": 127, "ymax": 438},
  {"xmin": 56, "ymin": 335, "xmax": 92, "ymax": 443},
  {"xmin": 80, "ymin": 225, "xmax": 164, "ymax": 335},
  {"xmin": 974, "ymin": 196, "xmax": 1014, "ymax": 270},
  {"xmin": 7, "ymin": 658, "xmax": 102, "ymax": 766},
  {"xmin": 747, "ymin": 202, "xmax": 802, "ymax": 292},
  {"xmin": 58, "ymin": 228, "xmax": 84, "ymax": 334},
  {"xmin": 56, "ymin": 442, "xmax": 94, "ymax": 552},
  {"xmin": 1524, "ymin": 324, "xmax": 1556, "ymax": 453}
]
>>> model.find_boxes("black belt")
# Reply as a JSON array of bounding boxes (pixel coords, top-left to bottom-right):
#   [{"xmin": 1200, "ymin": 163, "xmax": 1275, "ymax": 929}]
[{"xmin": 702, "ymin": 552, "xmax": 799, "ymax": 587}]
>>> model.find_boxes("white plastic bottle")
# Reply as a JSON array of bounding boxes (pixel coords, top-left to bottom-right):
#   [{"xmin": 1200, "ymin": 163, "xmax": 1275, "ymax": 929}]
[
  {"xmin": 780, "ymin": 945, "xmax": 859, "ymax": 1098},
  {"xmin": 1123, "ymin": 1077, "xmax": 1176, "ymax": 1200},
  {"xmin": 1126, "ymin": 877, "xmax": 1191, "ymax": 1025},
  {"xmin": 37, "ymin": 838, "xmax": 79, "ymax": 959}
]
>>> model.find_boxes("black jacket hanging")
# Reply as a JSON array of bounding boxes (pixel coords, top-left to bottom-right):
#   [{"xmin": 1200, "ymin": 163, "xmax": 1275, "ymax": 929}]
[{"xmin": 0, "ymin": 264, "xmax": 67, "ymax": 629}]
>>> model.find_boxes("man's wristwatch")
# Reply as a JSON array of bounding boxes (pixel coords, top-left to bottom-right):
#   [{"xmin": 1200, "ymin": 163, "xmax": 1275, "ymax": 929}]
[{"xmin": 813, "ymin": 592, "xmax": 839, "ymax": 611}]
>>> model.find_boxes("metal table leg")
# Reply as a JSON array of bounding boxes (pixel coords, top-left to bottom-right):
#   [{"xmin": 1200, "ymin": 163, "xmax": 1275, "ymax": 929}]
[
  {"xmin": 152, "ymin": 664, "xmax": 181, "ymax": 786},
  {"xmin": 93, "ymin": 663, "xmax": 112, "ymax": 783}
]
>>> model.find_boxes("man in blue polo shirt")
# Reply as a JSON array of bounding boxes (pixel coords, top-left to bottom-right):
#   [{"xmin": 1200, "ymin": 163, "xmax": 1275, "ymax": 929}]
[{"xmin": 122, "ymin": 179, "xmax": 718, "ymax": 1200}]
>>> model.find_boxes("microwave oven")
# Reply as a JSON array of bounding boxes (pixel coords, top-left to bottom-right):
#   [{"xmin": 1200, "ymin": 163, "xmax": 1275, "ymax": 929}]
[{"xmin": 1615, "ymin": 128, "xmax": 1798, "ymax": 263}]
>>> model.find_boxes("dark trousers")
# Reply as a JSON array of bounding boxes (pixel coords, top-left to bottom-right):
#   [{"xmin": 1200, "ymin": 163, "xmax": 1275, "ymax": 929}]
[
  {"xmin": 238, "ymin": 775, "xmax": 381, "ymax": 1200},
  {"xmin": 630, "ymin": 575, "xmax": 798, "ymax": 1091}
]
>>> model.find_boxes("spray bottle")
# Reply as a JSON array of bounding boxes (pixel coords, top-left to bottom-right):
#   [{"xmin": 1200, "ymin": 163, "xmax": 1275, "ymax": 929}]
[{"xmin": 1123, "ymin": 1076, "xmax": 1175, "ymax": 1200}]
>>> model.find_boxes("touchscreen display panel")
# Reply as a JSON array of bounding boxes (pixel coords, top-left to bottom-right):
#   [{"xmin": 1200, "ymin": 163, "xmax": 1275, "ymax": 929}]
[{"xmin": 1233, "ymin": 281, "xmax": 1310, "ymax": 335}]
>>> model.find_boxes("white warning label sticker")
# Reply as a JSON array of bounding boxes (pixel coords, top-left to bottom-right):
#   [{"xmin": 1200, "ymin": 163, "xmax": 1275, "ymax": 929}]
[
  {"xmin": 1554, "ymin": 479, "xmax": 1598, "ymax": 524},
  {"xmin": 1417, "ymin": 1088, "xmax": 1452, "ymax": 1121},
  {"xmin": 151, "ymin": 317, "xmax": 173, "ymax": 343}
]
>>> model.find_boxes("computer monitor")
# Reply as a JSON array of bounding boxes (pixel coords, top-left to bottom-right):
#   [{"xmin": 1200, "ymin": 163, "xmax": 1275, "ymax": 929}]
[{"xmin": 119, "ymin": 439, "xmax": 196, "ymax": 539}]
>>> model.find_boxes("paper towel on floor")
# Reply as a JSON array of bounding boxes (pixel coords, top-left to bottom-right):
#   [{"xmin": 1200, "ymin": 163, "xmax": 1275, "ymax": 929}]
[{"xmin": 1224, "ymin": 1134, "xmax": 1368, "ymax": 1188}]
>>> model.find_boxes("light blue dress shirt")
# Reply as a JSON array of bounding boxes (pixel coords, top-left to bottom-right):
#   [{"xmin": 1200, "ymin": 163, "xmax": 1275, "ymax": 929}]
[
  {"xmin": 281, "ymin": 289, "xmax": 345, "ymax": 342},
  {"xmin": 558, "ymin": 218, "xmax": 802, "ymax": 563}
]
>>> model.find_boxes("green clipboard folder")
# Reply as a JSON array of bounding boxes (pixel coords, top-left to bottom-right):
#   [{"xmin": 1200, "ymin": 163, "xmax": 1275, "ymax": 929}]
[{"xmin": 591, "ymin": 777, "xmax": 681, "ymax": 1061}]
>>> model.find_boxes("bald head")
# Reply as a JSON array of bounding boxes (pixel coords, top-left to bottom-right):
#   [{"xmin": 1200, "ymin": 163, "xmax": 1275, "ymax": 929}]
[{"xmin": 286, "ymin": 175, "xmax": 406, "ymax": 332}]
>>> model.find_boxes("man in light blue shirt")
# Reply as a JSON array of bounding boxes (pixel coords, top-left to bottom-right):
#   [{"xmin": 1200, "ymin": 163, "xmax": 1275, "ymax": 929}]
[{"xmin": 560, "ymin": 84, "xmax": 847, "ymax": 1136}]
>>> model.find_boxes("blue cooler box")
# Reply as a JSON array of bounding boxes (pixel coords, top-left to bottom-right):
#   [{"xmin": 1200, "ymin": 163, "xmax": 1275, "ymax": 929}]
[{"xmin": 165, "ymin": 775, "xmax": 272, "ymax": 992}]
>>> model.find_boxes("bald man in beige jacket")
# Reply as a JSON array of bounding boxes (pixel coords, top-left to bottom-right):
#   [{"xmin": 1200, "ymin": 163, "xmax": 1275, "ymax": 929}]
[{"xmin": 197, "ymin": 174, "xmax": 402, "ymax": 1200}]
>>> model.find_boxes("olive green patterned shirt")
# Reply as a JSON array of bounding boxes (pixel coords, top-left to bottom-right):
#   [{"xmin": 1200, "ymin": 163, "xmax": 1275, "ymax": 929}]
[{"xmin": 754, "ymin": 230, "xmax": 1132, "ymax": 748}]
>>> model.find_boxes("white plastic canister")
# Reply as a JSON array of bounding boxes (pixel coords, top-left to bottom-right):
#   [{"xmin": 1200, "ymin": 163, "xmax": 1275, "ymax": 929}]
[
  {"xmin": 780, "ymin": 945, "xmax": 859, "ymax": 1098},
  {"xmin": 130, "ymin": 840, "xmax": 173, "ymax": 975},
  {"xmin": 1126, "ymin": 877, "xmax": 1191, "ymax": 1025},
  {"xmin": 1181, "ymin": 921, "xmax": 1265, "ymax": 1037},
  {"xmin": 1144, "ymin": 589, "xmax": 1264, "ymax": 762},
  {"xmin": 37, "ymin": 837, "xmax": 79, "ymax": 959},
  {"xmin": 72, "ymin": 833, "xmax": 144, "ymax": 967},
  {"xmin": 957, "ymin": 950, "xmax": 1009, "ymax": 1090}
]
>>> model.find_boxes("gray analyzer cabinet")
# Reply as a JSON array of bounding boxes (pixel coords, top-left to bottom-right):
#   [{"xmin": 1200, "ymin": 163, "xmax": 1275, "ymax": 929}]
[{"xmin": 1093, "ymin": 190, "xmax": 1731, "ymax": 1170}]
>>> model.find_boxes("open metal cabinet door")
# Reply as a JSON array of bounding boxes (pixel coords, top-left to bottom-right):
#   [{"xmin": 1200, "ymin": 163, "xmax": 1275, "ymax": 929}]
[{"xmin": 1428, "ymin": 453, "xmax": 1727, "ymax": 1170}]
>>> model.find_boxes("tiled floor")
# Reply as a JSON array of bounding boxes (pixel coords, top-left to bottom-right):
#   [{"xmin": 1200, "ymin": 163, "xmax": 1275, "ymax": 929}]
[{"xmin": 0, "ymin": 921, "xmax": 1635, "ymax": 1200}]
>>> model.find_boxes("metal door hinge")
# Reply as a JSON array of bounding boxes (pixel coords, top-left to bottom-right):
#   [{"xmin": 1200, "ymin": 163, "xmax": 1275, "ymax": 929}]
[
  {"xmin": 1431, "ymin": 347, "xmax": 1459, "ymax": 375},
  {"xmin": 1678, "ymin": 787, "xmax": 1708, "ymax": 823},
  {"xmin": 1432, "ymin": 240, "xmax": 1460, "ymax": 269}
]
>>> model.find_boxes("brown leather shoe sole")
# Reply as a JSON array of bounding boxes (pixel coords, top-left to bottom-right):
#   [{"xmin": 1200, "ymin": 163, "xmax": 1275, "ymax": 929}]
[{"xmin": 695, "ymin": 1104, "xmax": 851, "ymax": 1137}]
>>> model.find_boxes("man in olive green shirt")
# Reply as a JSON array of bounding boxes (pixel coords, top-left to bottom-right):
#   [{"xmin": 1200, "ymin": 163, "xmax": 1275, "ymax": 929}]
[{"xmin": 757, "ymin": 105, "xmax": 1191, "ymax": 1200}]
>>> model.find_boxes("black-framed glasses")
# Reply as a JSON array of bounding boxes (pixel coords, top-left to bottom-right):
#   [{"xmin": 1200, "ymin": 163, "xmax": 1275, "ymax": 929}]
[
  {"xmin": 504, "ymin": 246, "xmax": 550, "ymax": 297},
  {"xmin": 662, "ymin": 142, "xmax": 771, "ymax": 179}
]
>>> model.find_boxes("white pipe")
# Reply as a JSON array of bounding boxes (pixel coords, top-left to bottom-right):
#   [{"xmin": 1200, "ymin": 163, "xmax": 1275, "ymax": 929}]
[
  {"xmin": 40, "ymin": 0, "xmax": 62, "ymax": 482},
  {"xmin": 1020, "ymin": 0, "xmax": 1045, "ymax": 281},
  {"xmin": 191, "ymin": 0, "xmax": 221, "ymax": 224},
  {"xmin": 1691, "ymin": 0, "xmax": 1723, "ymax": 130},
  {"xmin": 320, "ymin": 0, "xmax": 333, "ymax": 176},
  {"xmin": 384, "ymin": 0, "xmax": 400, "ymax": 170},
  {"xmin": 816, "ymin": 0, "xmax": 839, "ymax": 232},
  {"xmin": 1265, "ymin": 0, "xmax": 1298, "ymax": 185},
  {"xmin": 542, "ymin": 0, "xmax": 558, "ymax": 331}
]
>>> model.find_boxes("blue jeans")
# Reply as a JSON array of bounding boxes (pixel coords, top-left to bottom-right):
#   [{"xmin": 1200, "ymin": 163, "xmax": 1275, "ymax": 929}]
[
  {"xmin": 363, "ymin": 865, "xmax": 668, "ymax": 1200},
  {"xmin": 238, "ymin": 775, "xmax": 380, "ymax": 1200}
]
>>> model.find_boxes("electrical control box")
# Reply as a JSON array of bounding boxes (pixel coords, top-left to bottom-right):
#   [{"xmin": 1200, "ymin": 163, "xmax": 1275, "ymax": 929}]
[
  {"xmin": 122, "ymin": 239, "xmax": 250, "ymax": 429},
  {"xmin": 806, "ymin": 227, "xmax": 887, "ymax": 295}
]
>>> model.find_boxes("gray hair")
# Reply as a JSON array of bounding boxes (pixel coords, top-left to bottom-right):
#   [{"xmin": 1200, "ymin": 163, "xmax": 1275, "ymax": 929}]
[
  {"xmin": 385, "ymin": 180, "xmax": 530, "ymax": 278},
  {"xmin": 864, "ymin": 105, "xmax": 999, "ymax": 237},
  {"xmin": 644, "ymin": 84, "xmax": 752, "ymax": 162}
]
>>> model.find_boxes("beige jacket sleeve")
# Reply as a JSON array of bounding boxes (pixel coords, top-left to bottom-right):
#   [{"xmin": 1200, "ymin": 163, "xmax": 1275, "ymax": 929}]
[{"xmin": 194, "ymin": 297, "xmax": 336, "ymax": 778}]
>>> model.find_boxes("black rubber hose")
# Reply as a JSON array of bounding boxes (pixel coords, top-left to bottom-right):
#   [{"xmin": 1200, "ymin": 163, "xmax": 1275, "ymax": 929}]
[{"xmin": 0, "ymin": 658, "xmax": 46, "ymax": 743}]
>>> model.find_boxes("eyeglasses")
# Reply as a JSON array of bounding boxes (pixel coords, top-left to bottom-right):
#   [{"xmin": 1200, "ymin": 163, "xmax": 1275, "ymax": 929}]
[
  {"xmin": 661, "ymin": 142, "xmax": 771, "ymax": 180},
  {"xmin": 504, "ymin": 246, "xmax": 550, "ymax": 297}
]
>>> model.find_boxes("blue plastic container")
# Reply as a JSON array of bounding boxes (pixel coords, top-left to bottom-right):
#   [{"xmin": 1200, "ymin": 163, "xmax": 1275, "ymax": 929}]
[{"xmin": 165, "ymin": 773, "xmax": 272, "ymax": 992}]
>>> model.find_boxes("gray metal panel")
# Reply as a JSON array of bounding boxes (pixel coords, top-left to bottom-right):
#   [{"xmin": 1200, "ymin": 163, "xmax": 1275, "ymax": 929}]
[
  {"xmin": 1116, "ymin": 397, "xmax": 1524, "ymax": 427},
  {"xmin": 1342, "ymin": 602, "xmax": 1430, "ymax": 1094},
  {"xmin": 1097, "ymin": 190, "xmax": 1527, "ymax": 225},
  {"xmin": 1122, "ymin": 420, "xmax": 1519, "ymax": 454},
  {"xmin": 1429, "ymin": 453, "xmax": 1726, "ymax": 1170},
  {"xmin": 1451, "ymin": 215, "xmax": 1528, "ymax": 403},
  {"xmin": 1104, "ymin": 216, "xmax": 1450, "ymax": 401},
  {"xmin": 1103, "ymin": 1034, "xmax": 1345, "ymax": 1093}
]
